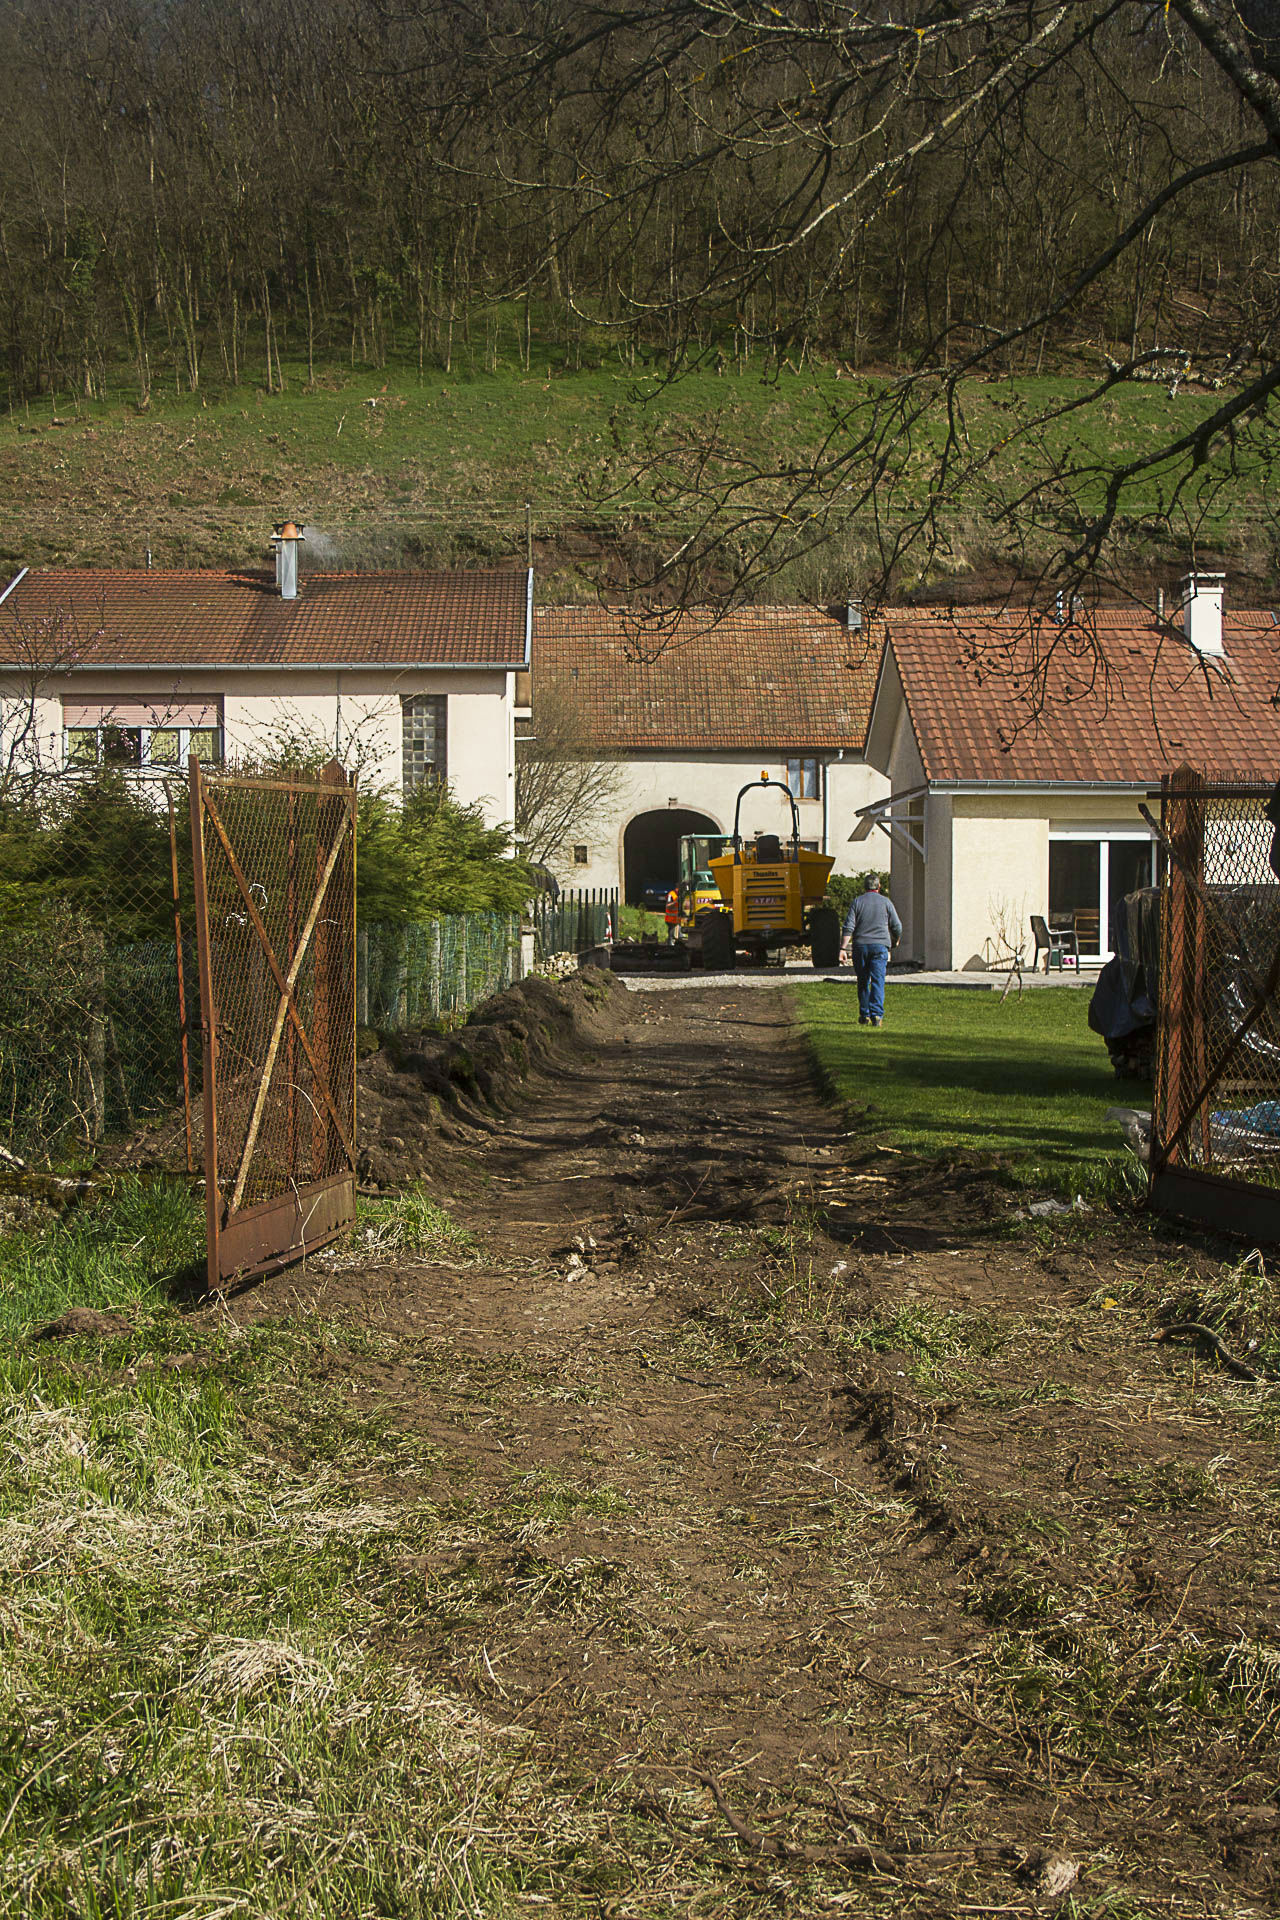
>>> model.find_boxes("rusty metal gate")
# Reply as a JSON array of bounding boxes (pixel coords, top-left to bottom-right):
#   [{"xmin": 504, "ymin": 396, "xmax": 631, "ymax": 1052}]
[
  {"xmin": 190, "ymin": 759, "xmax": 357, "ymax": 1288},
  {"xmin": 1150, "ymin": 764, "xmax": 1280, "ymax": 1240}
]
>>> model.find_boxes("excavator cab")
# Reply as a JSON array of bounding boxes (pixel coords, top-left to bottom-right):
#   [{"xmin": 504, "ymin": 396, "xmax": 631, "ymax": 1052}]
[{"xmin": 677, "ymin": 831, "xmax": 732, "ymax": 923}]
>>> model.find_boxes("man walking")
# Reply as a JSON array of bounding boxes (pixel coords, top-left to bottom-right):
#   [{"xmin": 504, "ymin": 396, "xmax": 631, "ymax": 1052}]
[{"xmin": 839, "ymin": 876, "xmax": 902, "ymax": 1027}]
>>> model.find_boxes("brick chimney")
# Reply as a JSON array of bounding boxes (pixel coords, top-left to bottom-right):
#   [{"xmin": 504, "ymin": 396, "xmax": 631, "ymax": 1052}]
[
  {"xmin": 271, "ymin": 520, "xmax": 304, "ymax": 599},
  {"xmin": 1179, "ymin": 571, "xmax": 1225, "ymax": 656}
]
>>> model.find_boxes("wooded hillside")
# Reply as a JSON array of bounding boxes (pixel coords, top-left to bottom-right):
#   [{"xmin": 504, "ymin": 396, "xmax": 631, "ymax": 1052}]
[{"xmin": 1, "ymin": 2, "xmax": 1273, "ymax": 407}]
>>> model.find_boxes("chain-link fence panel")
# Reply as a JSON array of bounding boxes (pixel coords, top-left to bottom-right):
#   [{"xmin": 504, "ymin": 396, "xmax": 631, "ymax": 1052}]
[
  {"xmin": 0, "ymin": 771, "xmax": 197, "ymax": 1168},
  {"xmin": 358, "ymin": 913, "xmax": 519, "ymax": 1029},
  {"xmin": 191, "ymin": 762, "xmax": 357, "ymax": 1285},
  {"xmin": 1152, "ymin": 767, "xmax": 1280, "ymax": 1230}
]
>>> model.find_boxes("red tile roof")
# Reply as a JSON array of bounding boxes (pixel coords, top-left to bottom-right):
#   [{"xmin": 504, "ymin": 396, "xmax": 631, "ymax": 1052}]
[
  {"xmin": 0, "ymin": 567, "xmax": 529, "ymax": 669},
  {"xmin": 532, "ymin": 605, "xmax": 881, "ymax": 751},
  {"xmin": 882, "ymin": 606, "xmax": 1280, "ymax": 784}
]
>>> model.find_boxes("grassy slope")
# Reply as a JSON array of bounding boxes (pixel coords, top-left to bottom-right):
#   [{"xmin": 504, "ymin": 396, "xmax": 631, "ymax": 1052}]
[
  {"xmin": 793, "ymin": 981, "xmax": 1128, "ymax": 1192},
  {"xmin": 0, "ymin": 353, "xmax": 1268, "ymax": 594}
]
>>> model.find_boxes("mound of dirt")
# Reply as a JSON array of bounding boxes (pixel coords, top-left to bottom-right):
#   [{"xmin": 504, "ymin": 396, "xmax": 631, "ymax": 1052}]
[
  {"xmin": 357, "ymin": 966, "xmax": 627, "ymax": 1191},
  {"xmin": 30, "ymin": 1307, "xmax": 133, "ymax": 1341}
]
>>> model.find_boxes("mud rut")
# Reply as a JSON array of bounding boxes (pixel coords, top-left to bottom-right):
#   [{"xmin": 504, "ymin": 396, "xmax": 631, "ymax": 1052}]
[{"xmin": 238, "ymin": 984, "xmax": 1279, "ymax": 1914}]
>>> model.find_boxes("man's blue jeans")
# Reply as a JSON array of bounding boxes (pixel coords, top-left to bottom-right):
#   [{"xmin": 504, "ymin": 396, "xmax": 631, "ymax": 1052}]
[{"xmin": 853, "ymin": 942, "xmax": 889, "ymax": 1021}]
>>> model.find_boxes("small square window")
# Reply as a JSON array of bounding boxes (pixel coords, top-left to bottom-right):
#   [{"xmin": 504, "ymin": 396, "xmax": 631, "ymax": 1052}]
[
  {"xmin": 66, "ymin": 729, "xmax": 98, "ymax": 764},
  {"xmin": 101, "ymin": 725, "xmax": 142, "ymax": 766},
  {"xmin": 149, "ymin": 728, "xmax": 181, "ymax": 764},
  {"xmin": 187, "ymin": 728, "xmax": 221, "ymax": 763},
  {"xmin": 573, "ymin": 844, "xmax": 589, "ymax": 865}
]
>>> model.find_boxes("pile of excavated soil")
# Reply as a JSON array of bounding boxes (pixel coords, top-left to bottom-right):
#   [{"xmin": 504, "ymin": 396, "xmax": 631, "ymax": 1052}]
[{"xmin": 356, "ymin": 967, "xmax": 627, "ymax": 1190}]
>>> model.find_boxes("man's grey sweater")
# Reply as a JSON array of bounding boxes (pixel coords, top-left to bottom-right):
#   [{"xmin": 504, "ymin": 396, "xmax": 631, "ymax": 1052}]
[{"xmin": 842, "ymin": 891, "xmax": 902, "ymax": 948}]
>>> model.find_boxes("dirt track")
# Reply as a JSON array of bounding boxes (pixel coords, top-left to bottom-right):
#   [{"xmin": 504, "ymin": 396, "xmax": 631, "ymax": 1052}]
[{"xmin": 236, "ymin": 979, "xmax": 1280, "ymax": 1914}]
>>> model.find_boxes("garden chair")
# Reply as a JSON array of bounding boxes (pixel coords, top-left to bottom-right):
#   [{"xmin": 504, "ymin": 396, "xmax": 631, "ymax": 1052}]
[{"xmin": 1030, "ymin": 914, "xmax": 1079, "ymax": 972}]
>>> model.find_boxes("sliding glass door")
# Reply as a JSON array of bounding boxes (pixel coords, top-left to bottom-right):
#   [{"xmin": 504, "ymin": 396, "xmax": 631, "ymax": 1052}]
[{"xmin": 1048, "ymin": 833, "xmax": 1155, "ymax": 961}]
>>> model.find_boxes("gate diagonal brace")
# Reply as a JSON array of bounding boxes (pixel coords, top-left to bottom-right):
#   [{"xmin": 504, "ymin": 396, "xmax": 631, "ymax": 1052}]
[
  {"xmin": 225, "ymin": 811, "xmax": 353, "ymax": 1217},
  {"xmin": 200, "ymin": 789, "xmax": 355, "ymax": 1191}
]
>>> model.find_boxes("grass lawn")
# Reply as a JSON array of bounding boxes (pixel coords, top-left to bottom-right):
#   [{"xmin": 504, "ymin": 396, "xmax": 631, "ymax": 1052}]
[
  {"xmin": 615, "ymin": 904, "xmax": 668, "ymax": 939},
  {"xmin": 793, "ymin": 980, "xmax": 1133, "ymax": 1194},
  {"xmin": 0, "ymin": 1184, "xmax": 577, "ymax": 1915}
]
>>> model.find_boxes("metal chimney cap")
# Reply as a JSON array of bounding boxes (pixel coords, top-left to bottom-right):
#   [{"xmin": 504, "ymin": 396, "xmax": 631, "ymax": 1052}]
[{"xmin": 272, "ymin": 520, "xmax": 305, "ymax": 541}]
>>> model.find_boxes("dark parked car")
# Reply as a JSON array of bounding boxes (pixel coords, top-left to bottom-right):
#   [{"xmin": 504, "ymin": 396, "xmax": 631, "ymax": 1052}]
[{"xmin": 640, "ymin": 880, "xmax": 673, "ymax": 911}]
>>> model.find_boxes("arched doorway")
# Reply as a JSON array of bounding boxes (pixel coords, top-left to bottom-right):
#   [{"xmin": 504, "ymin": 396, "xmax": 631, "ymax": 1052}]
[{"xmin": 623, "ymin": 808, "xmax": 720, "ymax": 905}]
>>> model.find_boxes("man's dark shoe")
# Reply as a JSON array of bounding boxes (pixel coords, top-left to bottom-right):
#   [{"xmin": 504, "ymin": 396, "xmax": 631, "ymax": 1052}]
[
  {"xmin": 871, "ymin": 1017, "xmax": 882, "ymax": 1027},
  {"xmin": 859, "ymin": 1014, "xmax": 870, "ymax": 1026}
]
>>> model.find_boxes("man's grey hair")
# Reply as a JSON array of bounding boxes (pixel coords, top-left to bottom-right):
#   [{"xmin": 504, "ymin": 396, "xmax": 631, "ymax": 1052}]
[{"xmin": 864, "ymin": 875, "xmax": 881, "ymax": 890}]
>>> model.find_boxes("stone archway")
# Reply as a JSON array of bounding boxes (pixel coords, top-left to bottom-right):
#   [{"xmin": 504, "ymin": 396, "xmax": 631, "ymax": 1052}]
[{"xmin": 622, "ymin": 808, "xmax": 720, "ymax": 905}]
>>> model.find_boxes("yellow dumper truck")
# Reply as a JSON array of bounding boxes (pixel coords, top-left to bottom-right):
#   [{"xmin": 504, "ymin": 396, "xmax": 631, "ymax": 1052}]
[
  {"xmin": 611, "ymin": 775, "xmax": 839, "ymax": 973},
  {"xmin": 688, "ymin": 775, "xmax": 839, "ymax": 970}
]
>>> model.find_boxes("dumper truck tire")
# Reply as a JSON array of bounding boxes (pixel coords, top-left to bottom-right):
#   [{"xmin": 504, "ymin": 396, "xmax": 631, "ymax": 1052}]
[
  {"xmin": 808, "ymin": 906, "xmax": 841, "ymax": 970},
  {"xmin": 700, "ymin": 911, "xmax": 736, "ymax": 972}
]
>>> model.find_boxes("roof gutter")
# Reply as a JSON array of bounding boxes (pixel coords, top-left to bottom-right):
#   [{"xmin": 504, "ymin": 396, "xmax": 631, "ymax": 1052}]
[
  {"xmin": 911, "ymin": 778, "xmax": 1159, "ymax": 796},
  {"xmin": 0, "ymin": 657, "xmax": 528, "ymax": 674}
]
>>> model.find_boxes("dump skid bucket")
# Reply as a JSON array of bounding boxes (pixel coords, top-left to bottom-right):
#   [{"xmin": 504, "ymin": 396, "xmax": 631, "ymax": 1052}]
[{"xmin": 607, "ymin": 940, "xmax": 693, "ymax": 975}]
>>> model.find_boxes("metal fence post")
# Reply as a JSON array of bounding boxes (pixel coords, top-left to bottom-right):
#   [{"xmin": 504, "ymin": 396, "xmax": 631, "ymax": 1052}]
[
  {"xmin": 1157, "ymin": 764, "xmax": 1206, "ymax": 1168},
  {"xmin": 394, "ymin": 927, "xmax": 408, "ymax": 1029},
  {"xmin": 356, "ymin": 926, "xmax": 369, "ymax": 1027}
]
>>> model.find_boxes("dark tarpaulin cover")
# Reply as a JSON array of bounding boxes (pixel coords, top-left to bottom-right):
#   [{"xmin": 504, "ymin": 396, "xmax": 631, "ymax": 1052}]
[
  {"xmin": 1090, "ymin": 881, "xmax": 1280, "ymax": 1062},
  {"xmin": 1088, "ymin": 888, "xmax": 1160, "ymax": 1044}
]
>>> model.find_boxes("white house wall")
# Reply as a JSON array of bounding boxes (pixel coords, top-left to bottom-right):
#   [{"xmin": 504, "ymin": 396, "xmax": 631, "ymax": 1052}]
[
  {"xmin": 224, "ymin": 671, "xmax": 513, "ymax": 826},
  {"xmin": 861, "ymin": 651, "xmax": 1161, "ymax": 968},
  {"xmin": 5, "ymin": 668, "xmax": 515, "ymax": 830},
  {"xmin": 948, "ymin": 794, "xmax": 1156, "ymax": 971},
  {"xmin": 562, "ymin": 752, "xmax": 888, "ymax": 892},
  {"xmin": 870, "ymin": 657, "xmax": 929, "ymax": 961}
]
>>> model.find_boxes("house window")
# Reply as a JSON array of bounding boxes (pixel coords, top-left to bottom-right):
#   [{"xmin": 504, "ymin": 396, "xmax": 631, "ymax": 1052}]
[
  {"xmin": 1048, "ymin": 833, "xmax": 1156, "ymax": 960},
  {"xmin": 787, "ymin": 757, "xmax": 820, "ymax": 800},
  {"xmin": 402, "ymin": 694, "xmax": 447, "ymax": 790},
  {"xmin": 573, "ymin": 844, "xmax": 589, "ymax": 865},
  {"xmin": 63, "ymin": 703, "xmax": 222, "ymax": 769}
]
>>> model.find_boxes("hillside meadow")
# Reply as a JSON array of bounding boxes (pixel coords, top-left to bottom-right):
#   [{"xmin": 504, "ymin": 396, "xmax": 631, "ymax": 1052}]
[{"xmin": 2, "ymin": 348, "xmax": 1273, "ymax": 602}]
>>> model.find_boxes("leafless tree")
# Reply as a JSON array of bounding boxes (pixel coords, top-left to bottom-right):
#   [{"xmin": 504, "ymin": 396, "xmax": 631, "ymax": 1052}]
[
  {"xmin": 0, "ymin": 591, "xmax": 112, "ymax": 808},
  {"xmin": 515, "ymin": 682, "xmax": 626, "ymax": 868}
]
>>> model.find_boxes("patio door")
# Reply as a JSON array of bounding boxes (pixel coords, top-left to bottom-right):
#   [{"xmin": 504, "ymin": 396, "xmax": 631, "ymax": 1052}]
[{"xmin": 1048, "ymin": 833, "xmax": 1155, "ymax": 961}]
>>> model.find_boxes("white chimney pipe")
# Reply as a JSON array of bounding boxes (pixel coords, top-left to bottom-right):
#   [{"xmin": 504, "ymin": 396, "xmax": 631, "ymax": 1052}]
[
  {"xmin": 1180, "ymin": 571, "xmax": 1225, "ymax": 656},
  {"xmin": 271, "ymin": 520, "xmax": 304, "ymax": 599}
]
